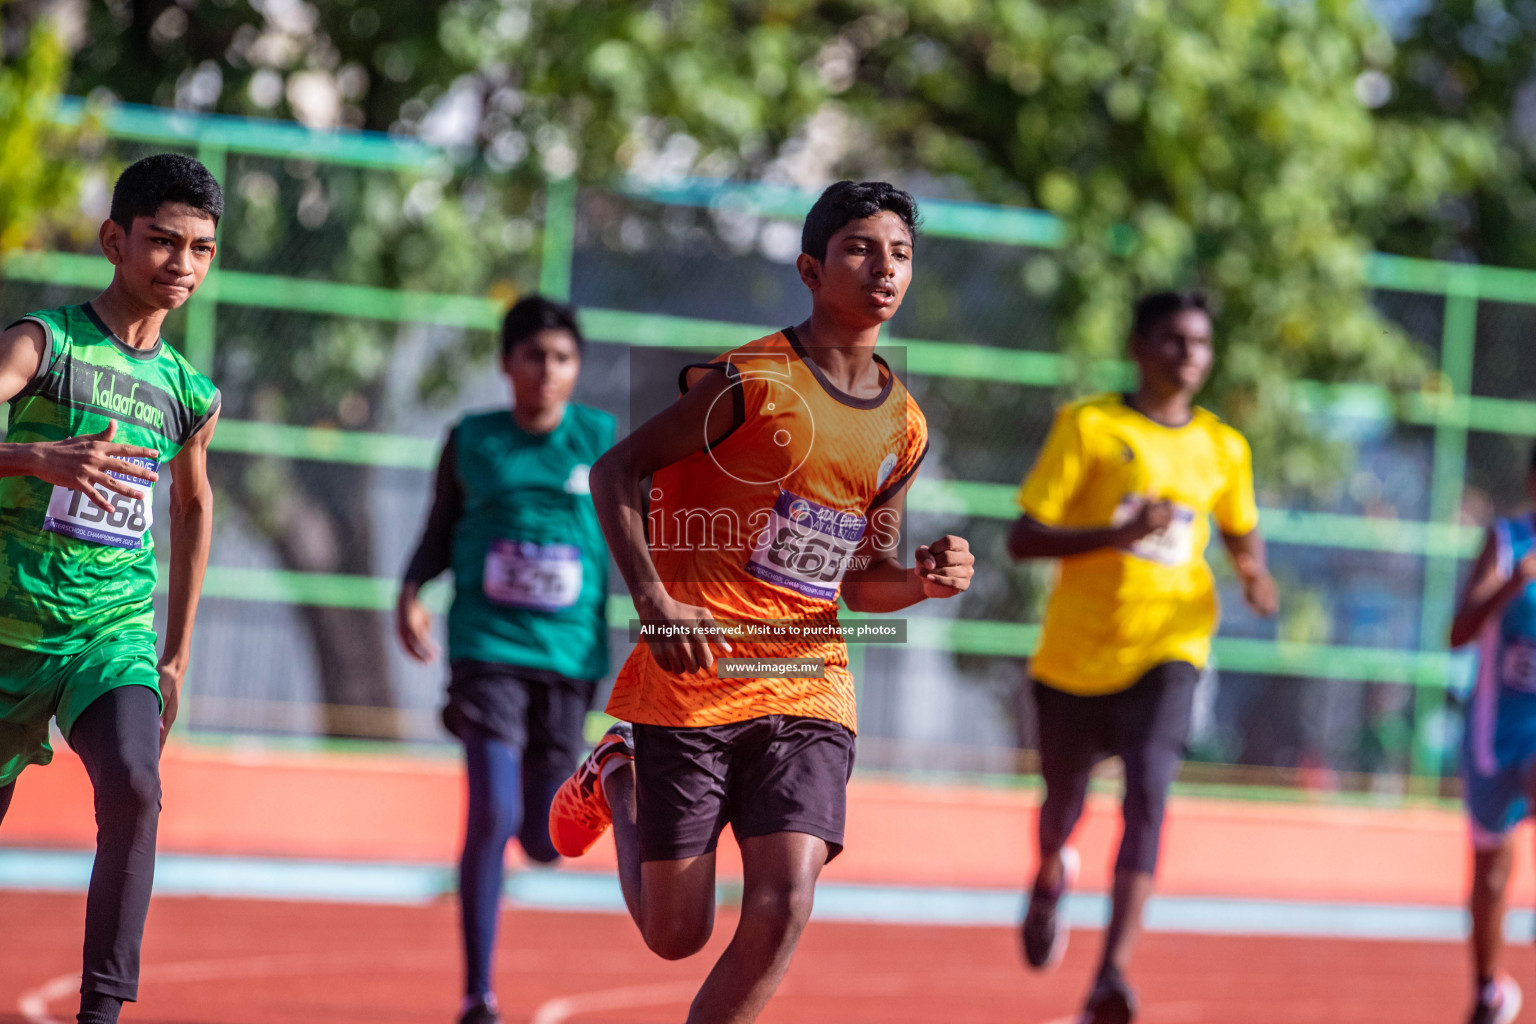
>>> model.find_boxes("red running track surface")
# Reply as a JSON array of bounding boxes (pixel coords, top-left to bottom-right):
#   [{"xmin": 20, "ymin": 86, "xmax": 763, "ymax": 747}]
[{"xmin": 0, "ymin": 891, "xmax": 1521, "ymax": 1024}]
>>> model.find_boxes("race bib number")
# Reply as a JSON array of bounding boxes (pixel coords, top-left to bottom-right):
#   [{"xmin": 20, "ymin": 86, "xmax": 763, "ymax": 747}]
[
  {"xmin": 42, "ymin": 458, "xmax": 156, "ymax": 549},
  {"xmin": 1112, "ymin": 495, "xmax": 1196, "ymax": 567},
  {"xmin": 745, "ymin": 491, "xmax": 866, "ymax": 602},
  {"xmin": 1500, "ymin": 641, "xmax": 1536, "ymax": 693},
  {"xmin": 483, "ymin": 539, "xmax": 583, "ymax": 611}
]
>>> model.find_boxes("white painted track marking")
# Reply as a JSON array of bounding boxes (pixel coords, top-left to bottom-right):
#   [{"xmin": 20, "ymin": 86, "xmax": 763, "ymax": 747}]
[
  {"xmin": 17, "ymin": 972, "xmax": 76, "ymax": 1024},
  {"xmin": 17, "ymin": 949, "xmax": 449, "ymax": 1024},
  {"xmin": 531, "ymin": 981, "xmax": 702, "ymax": 1024}
]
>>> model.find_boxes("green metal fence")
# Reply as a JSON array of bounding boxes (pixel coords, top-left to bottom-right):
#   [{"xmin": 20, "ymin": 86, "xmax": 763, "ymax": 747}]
[{"xmin": 7, "ymin": 98, "xmax": 1535, "ymax": 790}]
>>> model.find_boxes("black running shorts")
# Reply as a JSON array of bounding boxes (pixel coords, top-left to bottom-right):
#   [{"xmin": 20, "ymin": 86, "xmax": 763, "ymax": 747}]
[
  {"xmin": 1031, "ymin": 660, "xmax": 1200, "ymax": 874},
  {"xmin": 443, "ymin": 660, "xmax": 596, "ymax": 769},
  {"xmin": 632, "ymin": 714, "xmax": 856, "ymax": 863}
]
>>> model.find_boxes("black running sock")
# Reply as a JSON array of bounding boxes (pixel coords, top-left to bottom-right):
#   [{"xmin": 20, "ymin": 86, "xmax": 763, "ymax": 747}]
[
  {"xmin": 77, "ymin": 992, "xmax": 122, "ymax": 1024},
  {"xmin": 1095, "ymin": 963, "xmax": 1128, "ymax": 990}
]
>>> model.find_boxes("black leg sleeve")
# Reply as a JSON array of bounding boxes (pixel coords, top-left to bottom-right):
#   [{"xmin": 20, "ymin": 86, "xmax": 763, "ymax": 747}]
[
  {"xmin": 0, "ymin": 780, "xmax": 14, "ymax": 826},
  {"xmin": 68, "ymin": 685, "xmax": 162, "ymax": 1002},
  {"xmin": 1032, "ymin": 680, "xmax": 1102, "ymax": 863},
  {"xmin": 1113, "ymin": 663, "xmax": 1199, "ymax": 875}
]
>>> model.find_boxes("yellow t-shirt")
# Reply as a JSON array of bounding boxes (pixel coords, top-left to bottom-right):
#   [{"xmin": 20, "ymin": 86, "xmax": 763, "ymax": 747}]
[{"xmin": 1017, "ymin": 393, "xmax": 1259, "ymax": 695}]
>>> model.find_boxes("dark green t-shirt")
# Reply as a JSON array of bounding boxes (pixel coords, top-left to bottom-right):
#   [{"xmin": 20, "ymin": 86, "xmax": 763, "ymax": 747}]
[
  {"xmin": 0, "ymin": 303, "xmax": 221, "ymax": 653},
  {"xmin": 447, "ymin": 405, "xmax": 614, "ymax": 680}
]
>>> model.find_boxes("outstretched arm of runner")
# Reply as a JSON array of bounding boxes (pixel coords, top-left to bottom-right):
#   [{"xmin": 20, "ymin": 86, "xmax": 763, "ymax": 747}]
[
  {"xmin": 1450, "ymin": 529, "xmax": 1536, "ymax": 648},
  {"xmin": 396, "ymin": 433, "xmax": 462, "ymax": 663},
  {"xmin": 1219, "ymin": 528, "xmax": 1278, "ymax": 617},
  {"xmin": 0, "ymin": 321, "xmax": 161, "ymax": 511},
  {"xmin": 1007, "ymin": 499, "xmax": 1173, "ymax": 560},
  {"xmin": 841, "ymin": 478, "xmax": 974, "ymax": 612},
  {"xmin": 589, "ymin": 368, "xmax": 739, "ymax": 674},
  {"xmin": 158, "ymin": 409, "xmax": 219, "ymax": 749}
]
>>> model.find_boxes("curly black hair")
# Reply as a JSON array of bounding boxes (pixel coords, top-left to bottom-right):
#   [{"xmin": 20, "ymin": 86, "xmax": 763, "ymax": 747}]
[
  {"xmin": 800, "ymin": 180, "xmax": 919, "ymax": 262},
  {"xmin": 109, "ymin": 153, "xmax": 224, "ymax": 228}
]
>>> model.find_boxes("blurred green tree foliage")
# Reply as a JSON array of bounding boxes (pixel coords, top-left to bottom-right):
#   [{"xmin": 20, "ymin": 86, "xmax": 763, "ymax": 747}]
[
  {"xmin": 1378, "ymin": 0, "xmax": 1536, "ymax": 267},
  {"xmin": 0, "ymin": 11, "xmax": 83, "ymax": 255},
  {"xmin": 439, "ymin": 0, "xmax": 1500, "ymax": 489},
  {"xmin": 64, "ymin": 2, "xmax": 1504, "ymax": 483},
  {"xmin": 1379, "ymin": 0, "xmax": 1536, "ymax": 506}
]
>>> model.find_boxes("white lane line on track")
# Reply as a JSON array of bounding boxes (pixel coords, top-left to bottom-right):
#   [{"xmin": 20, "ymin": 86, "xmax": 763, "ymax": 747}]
[
  {"xmin": 17, "ymin": 948, "xmax": 451, "ymax": 1024},
  {"xmin": 0, "ymin": 849, "xmax": 1506, "ymax": 940},
  {"xmin": 530, "ymin": 981, "xmax": 701, "ymax": 1024},
  {"xmin": 17, "ymin": 972, "xmax": 76, "ymax": 1024}
]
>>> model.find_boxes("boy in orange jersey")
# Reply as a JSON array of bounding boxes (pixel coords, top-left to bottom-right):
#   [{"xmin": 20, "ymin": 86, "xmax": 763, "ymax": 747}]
[{"xmin": 549, "ymin": 180, "xmax": 974, "ymax": 1023}]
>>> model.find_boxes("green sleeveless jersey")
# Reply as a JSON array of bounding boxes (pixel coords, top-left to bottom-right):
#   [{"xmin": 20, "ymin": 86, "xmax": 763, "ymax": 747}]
[
  {"xmin": 0, "ymin": 303, "xmax": 221, "ymax": 653},
  {"xmin": 448, "ymin": 405, "xmax": 613, "ymax": 681}
]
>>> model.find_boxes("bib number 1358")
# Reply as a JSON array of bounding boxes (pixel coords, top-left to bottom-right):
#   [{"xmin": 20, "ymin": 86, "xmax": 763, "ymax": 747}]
[{"xmin": 42, "ymin": 457, "xmax": 157, "ymax": 549}]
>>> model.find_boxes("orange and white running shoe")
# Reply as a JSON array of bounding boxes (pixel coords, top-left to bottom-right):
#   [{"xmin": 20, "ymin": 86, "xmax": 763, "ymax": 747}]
[{"xmin": 548, "ymin": 721, "xmax": 634, "ymax": 857}]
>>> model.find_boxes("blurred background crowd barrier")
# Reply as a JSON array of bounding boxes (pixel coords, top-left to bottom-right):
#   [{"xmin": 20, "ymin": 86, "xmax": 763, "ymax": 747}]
[{"xmin": 1, "ymin": 99, "xmax": 1530, "ymax": 800}]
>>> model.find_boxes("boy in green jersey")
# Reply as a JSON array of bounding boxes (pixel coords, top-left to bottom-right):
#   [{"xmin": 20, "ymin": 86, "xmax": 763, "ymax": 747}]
[
  {"xmin": 396, "ymin": 296, "xmax": 613, "ymax": 1024},
  {"xmin": 0, "ymin": 154, "xmax": 221, "ymax": 1024}
]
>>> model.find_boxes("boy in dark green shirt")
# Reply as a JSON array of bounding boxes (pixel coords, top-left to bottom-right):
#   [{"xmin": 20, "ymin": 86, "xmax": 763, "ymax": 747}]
[{"xmin": 396, "ymin": 296, "xmax": 613, "ymax": 1024}]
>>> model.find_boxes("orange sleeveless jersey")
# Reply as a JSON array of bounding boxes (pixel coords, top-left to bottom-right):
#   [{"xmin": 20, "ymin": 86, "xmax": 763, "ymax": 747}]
[{"xmin": 605, "ymin": 329, "xmax": 929, "ymax": 733}]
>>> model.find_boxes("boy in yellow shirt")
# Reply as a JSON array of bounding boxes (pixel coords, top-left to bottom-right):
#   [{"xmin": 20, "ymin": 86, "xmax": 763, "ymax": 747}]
[{"xmin": 1009, "ymin": 291, "xmax": 1278, "ymax": 1024}]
